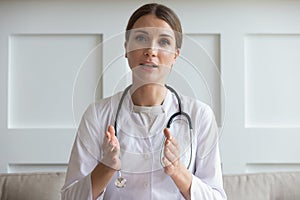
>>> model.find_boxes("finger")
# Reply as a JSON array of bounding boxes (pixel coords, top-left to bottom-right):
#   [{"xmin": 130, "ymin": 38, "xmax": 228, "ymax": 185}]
[
  {"xmin": 164, "ymin": 128, "xmax": 179, "ymax": 146},
  {"xmin": 104, "ymin": 126, "xmax": 113, "ymax": 146},
  {"xmin": 164, "ymin": 128, "xmax": 174, "ymax": 149},
  {"xmin": 164, "ymin": 128, "xmax": 172, "ymax": 140},
  {"xmin": 108, "ymin": 125, "xmax": 119, "ymax": 145},
  {"xmin": 108, "ymin": 125, "xmax": 115, "ymax": 138},
  {"xmin": 170, "ymin": 137, "xmax": 179, "ymax": 149},
  {"xmin": 103, "ymin": 129, "xmax": 115, "ymax": 150},
  {"xmin": 162, "ymin": 156, "xmax": 172, "ymax": 167},
  {"xmin": 103, "ymin": 131, "xmax": 111, "ymax": 145},
  {"xmin": 164, "ymin": 145, "xmax": 178, "ymax": 163},
  {"xmin": 165, "ymin": 142, "xmax": 180, "ymax": 159},
  {"xmin": 103, "ymin": 137, "xmax": 114, "ymax": 151},
  {"xmin": 108, "ymin": 125, "xmax": 121, "ymax": 152}
]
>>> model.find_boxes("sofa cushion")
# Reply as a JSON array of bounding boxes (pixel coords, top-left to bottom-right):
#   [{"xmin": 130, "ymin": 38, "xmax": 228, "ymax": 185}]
[
  {"xmin": 0, "ymin": 172, "xmax": 65, "ymax": 200},
  {"xmin": 223, "ymin": 171, "xmax": 300, "ymax": 200}
]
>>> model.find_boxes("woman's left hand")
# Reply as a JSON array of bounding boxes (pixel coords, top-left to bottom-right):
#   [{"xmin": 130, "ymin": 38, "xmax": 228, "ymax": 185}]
[
  {"xmin": 163, "ymin": 128, "xmax": 192, "ymax": 199},
  {"xmin": 162, "ymin": 128, "xmax": 185, "ymax": 176}
]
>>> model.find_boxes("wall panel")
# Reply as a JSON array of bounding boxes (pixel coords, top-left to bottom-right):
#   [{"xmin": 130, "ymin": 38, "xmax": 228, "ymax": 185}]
[
  {"xmin": 245, "ymin": 34, "xmax": 300, "ymax": 128},
  {"xmin": 8, "ymin": 34, "xmax": 102, "ymax": 129}
]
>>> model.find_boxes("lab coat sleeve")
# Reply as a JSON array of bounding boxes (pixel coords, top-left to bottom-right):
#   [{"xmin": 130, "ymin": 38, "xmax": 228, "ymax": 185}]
[
  {"xmin": 61, "ymin": 104, "xmax": 105, "ymax": 200},
  {"xmin": 190, "ymin": 105, "xmax": 227, "ymax": 200}
]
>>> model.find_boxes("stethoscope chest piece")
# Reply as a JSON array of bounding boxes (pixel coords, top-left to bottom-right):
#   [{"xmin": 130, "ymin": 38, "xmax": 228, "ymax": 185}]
[{"xmin": 115, "ymin": 171, "xmax": 127, "ymax": 188}]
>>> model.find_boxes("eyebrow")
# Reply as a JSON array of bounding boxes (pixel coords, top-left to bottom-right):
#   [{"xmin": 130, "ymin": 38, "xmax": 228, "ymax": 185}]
[
  {"xmin": 159, "ymin": 33, "xmax": 174, "ymax": 38},
  {"xmin": 133, "ymin": 30, "xmax": 174, "ymax": 38},
  {"xmin": 133, "ymin": 30, "xmax": 149, "ymax": 35}
]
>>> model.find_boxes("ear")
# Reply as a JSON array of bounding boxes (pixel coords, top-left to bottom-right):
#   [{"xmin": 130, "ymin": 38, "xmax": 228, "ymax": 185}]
[
  {"xmin": 124, "ymin": 41, "xmax": 128, "ymax": 58},
  {"xmin": 174, "ymin": 48, "xmax": 180, "ymax": 60},
  {"xmin": 171, "ymin": 49, "xmax": 180, "ymax": 67}
]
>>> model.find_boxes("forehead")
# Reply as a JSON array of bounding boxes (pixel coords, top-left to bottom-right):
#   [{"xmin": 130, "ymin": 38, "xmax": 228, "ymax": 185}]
[
  {"xmin": 130, "ymin": 15, "xmax": 175, "ymax": 38},
  {"xmin": 132, "ymin": 14, "xmax": 173, "ymax": 30}
]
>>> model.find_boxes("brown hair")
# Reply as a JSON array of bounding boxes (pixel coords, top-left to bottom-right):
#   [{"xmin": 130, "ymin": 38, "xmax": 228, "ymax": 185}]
[{"xmin": 125, "ymin": 3, "xmax": 182, "ymax": 49}]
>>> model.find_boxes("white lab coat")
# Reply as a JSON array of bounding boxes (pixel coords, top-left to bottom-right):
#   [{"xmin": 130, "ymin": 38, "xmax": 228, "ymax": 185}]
[{"xmin": 61, "ymin": 89, "xmax": 227, "ymax": 200}]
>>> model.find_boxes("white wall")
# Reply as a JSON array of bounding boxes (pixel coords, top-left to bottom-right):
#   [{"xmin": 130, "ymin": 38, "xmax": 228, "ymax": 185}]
[{"xmin": 0, "ymin": 0, "xmax": 300, "ymax": 174}]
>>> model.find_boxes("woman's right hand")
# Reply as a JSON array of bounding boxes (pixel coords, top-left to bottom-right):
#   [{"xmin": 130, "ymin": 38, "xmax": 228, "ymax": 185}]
[
  {"xmin": 100, "ymin": 125, "xmax": 121, "ymax": 170},
  {"xmin": 92, "ymin": 126, "xmax": 120, "ymax": 199}
]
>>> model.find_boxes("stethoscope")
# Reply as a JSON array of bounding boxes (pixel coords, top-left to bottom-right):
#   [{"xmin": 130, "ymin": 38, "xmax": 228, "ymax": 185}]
[{"xmin": 113, "ymin": 84, "xmax": 193, "ymax": 188}]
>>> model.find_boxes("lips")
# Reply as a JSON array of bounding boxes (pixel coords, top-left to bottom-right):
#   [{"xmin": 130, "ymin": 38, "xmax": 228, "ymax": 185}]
[{"xmin": 140, "ymin": 63, "xmax": 158, "ymax": 68}]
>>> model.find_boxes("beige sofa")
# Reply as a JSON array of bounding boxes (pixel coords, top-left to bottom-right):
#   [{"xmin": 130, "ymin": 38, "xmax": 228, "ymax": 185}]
[{"xmin": 1, "ymin": 171, "xmax": 300, "ymax": 200}]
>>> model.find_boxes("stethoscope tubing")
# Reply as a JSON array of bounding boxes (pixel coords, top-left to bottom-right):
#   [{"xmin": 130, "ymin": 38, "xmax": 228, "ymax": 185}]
[{"xmin": 114, "ymin": 84, "xmax": 193, "ymax": 173}]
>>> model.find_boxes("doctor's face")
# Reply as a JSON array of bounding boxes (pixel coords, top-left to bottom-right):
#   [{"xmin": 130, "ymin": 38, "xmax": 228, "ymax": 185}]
[{"xmin": 125, "ymin": 14, "xmax": 180, "ymax": 83}]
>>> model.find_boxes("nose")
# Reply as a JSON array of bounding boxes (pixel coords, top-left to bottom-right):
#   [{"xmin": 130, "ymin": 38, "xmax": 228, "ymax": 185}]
[{"xmin": 143, "ymin": 45, "xmax": 158, "ymax": 57}]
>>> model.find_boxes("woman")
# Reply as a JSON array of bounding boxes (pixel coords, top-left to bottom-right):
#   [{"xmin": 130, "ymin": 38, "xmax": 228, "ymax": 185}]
[{"xmin": 62, "ymin": 3, "xmax": 227, "ymax": 200}]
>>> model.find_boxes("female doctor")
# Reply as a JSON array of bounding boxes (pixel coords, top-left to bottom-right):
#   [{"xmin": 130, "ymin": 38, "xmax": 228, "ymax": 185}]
[{"xmin": 62, "ymin": 3, "xmax": 227, "ymax": 200}]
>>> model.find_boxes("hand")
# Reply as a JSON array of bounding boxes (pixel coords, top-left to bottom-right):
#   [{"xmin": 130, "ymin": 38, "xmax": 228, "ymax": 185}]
[
  {"xmin": 162, "ymin": 128, "xmax": 192, "ymax": 199},
  {"xmin": 162, "ymin": 128, "xmax": 185, "ymax": 176},
  {"xmin": 100, "ymin": 125, "xmax": 121, "ymax": 170}
]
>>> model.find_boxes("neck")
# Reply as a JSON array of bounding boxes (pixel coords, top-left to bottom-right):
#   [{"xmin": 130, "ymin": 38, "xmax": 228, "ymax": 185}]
[{"xmin": 131, "ymin": 84, "xmax": 167, "ymax": 106}]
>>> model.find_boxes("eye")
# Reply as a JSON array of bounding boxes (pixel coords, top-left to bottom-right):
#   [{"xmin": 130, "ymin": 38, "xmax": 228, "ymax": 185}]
[
  {"xmin": 135, "ymin": 34, "xmax": 148, "ymax": 43},
  {"xmin": 159, "ymin": 38, "xmax": 171, "ymax": 47}
]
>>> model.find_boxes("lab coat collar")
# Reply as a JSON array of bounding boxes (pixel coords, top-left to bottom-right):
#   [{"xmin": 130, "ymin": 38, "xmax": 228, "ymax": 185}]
[{"xmin": 115, "ymin": 88, "xmax": 178, "ymax": 138}]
